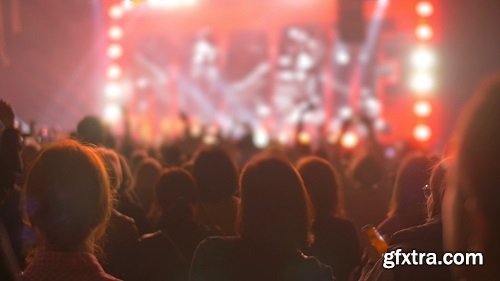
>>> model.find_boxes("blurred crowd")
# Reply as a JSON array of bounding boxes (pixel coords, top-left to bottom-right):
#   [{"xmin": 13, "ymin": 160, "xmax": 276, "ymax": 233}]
[{"xmin": 1, "ymin": 74, "xmax": 500, "ymax": 281}]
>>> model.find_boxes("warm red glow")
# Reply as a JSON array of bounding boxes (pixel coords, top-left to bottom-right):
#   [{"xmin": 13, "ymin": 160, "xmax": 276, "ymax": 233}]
[
  {"xmin": 414, "ymin": 101, "xmax": 432, "ymax": 117},
  {"xmin": 105, "ymin": 82, "xmax": 122, "ymax": 99},
  {"xmin": 108, "ymin": 26, "xmax": 124, "ymax": 40},
  {"xmin": 109, "ymin": 5, "xmax": 124, "ymax": 20},
  {"xmin": 413, "ymin": 124, "xmax": 432, "ymax": 142},
  {"xmin": 416, "ymin": 2, "xmax": 434, "ymax": 17},
  {"xmin": 416, "ymin": 24, "xmax": 433, "ymax": 41},
  {"xmin": 410, "ymin": 72, "xmax": 435, "ymax": 94},
  {"xmin": 298, "ymin": 131, "xmax": 312, "ymax": 145},
  {"xmin": 341, "ymin": 131, "xmax": 359, "ymax": 149},
  {"xmin": 107, "ymin": 44, "xmax": 123, "ymax": 59},
  {"xmin": 107, "ymin": 64, "xmax": 122, "ymax": 79},
  {"xmin": 104, "ymin": 103, "xmax": 123, "ymax": 124}
]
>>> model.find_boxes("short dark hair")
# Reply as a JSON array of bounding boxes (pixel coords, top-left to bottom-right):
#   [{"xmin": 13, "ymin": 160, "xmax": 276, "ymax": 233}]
[{"xmin": 76, "ymin": 115, "xmax": 105, "ymax": 146}]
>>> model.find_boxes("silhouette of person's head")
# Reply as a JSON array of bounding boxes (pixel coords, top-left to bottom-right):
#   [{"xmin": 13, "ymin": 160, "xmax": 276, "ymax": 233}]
[
  {"xmin": 155, "ymin": 168, "xmax": 197, "ymax": 222},
  {"xmin": 193, "ymin": 147, "xmax": 238, "ymax": 202},
  {"xmin": 297, "ymin": 156, "xmax": 343, "ymax": 220},
  {"xmin": 117, "ymin": 154, "xmax": 134, "ymax": 193},
  {"xmin": 351, "ymin": 154, "xmax": 383, "ymax": 189},
  {"xmin": 134, "ymin": 157, "xmax": 162, "ymax": 210},
  {"xmin": 23, "ymin": 140, "xmax": 112, "ymax": 252},
  {"xmin": 130, "ymin": 149, "xmax": 148, "ymax": 175},
  {"xmin": 95, "ymin": 147, "xmax": 122, "ymax": 195},
  {"xmin": 160, "ymin": 144, "xmax": 183, "ymax": 167},
  {"xmin": 444, "ymin": 75, "xmax": 500, "ymax": 280},
  {"xmin": 76, "ymin": 116, "xmax": 106, "ymax": 146},
  {"xmin": 238, "ymin": 156, "xmax": 313, "ymax": 249},
  {"xmin": 389, "ymin": 153, "xmax": 432, "ymax": 220}
]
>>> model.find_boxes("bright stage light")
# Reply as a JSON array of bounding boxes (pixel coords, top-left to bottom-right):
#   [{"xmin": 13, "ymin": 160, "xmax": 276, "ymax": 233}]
[
  {"xmin": 298, "ymin": 131, "xmax": 312, "ymax": 145},
  {"xmin": 109, "ymin": 5, "xmax": 124, "ymax": 19},
  {"xmin": 253, "ymin": 127, "xmax": 270, "ymax": 149},
  {"xmin": 336, "ymin": 49, "xmax": 350, "ymax": 65},
  {"xmin": 339, "ymin": 106, "xmax": 353, "ymax": 120},
  {"xmin": 362, "ymin": 97, "xmax": 381, "ymax": 118},
  {"xmin": 108, "ymin": 26, "xmax": 123, "ymax": 40},
  {"xmin": 410, "ymin": 72, "xmax": 435, "ymax": 93},
  {"xmin": 413, "ymin": 124, "xmax": 431, "ymax": 142},
  {"xmin": 105, "ymin": 82, "xmax": 122, "ymax": 99},
  {"xmin": 107, "ymin": 44, "xmax": 123, "ymax": 59},
  {"xmin": 183, "ymin": 0, "xmax": 197, "ymax": 6},
  {"xmin": 416, "ymin": 24, "xmax": 433, "ymax": 41},
  {"xmin": 104, "ymin": 103, "xmax": 122, "ymax": 124},
  {"xmin": 414, "ymin": 101, "xmax": 432, "ymax": 117},
  {"xmin": 416, "ymin": 2, "xmax": 434, "ymax": 17},
  {"xmin": 411, "ymin": 48, "xmax": 435, "ymax": 70},
  {"xmin": 121, "ymin": 0, "xmax": 135, "ymax": 10},
  {"xmin": 341, "ymin": 131, "xmax": 359, "ymax": 149},
  {"xmin": 107, "ymin": 64, "xmax": 122, "ymax": 79},
  {"xmin": 148, "ymin": 0, "xmax": 196, "ymax": 7}
]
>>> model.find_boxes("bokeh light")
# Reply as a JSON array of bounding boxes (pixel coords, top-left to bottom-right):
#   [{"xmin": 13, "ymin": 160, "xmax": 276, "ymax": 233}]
[
  {"xmin": 416, "ymin": 24, "xmax": 433, "ymax": 41},
  {"xmin": 414, "ymin": 101, "xmax": 432, "ymax": 117},
  {"xmin": 413, "ymin": 124, "xmax": 432, "ymax": 142},
  {"xmin": 341, "ymin": 131, "xmax": 359, "ymax": 149},
  {"xmin": 416, "ymin": 2, "xmax": 434, "ymax": 17}
]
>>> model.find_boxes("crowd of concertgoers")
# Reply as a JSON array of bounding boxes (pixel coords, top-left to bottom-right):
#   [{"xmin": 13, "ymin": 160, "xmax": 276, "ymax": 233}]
[{"xmin": 1, "ymin": 74, "xmax": 500, "ymax": 281}]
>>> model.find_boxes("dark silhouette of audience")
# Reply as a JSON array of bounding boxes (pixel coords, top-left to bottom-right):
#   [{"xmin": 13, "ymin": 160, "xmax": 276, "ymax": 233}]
[
  {"xmin": 95, "ymin": 148, "xmax": 139, "ymax": 281},
  {"xmin": 297, "ymin": 156, "xmax": 361, "ymax": 281},
  {"xmin": 443, "ymin": 74, "xmax": 500, "ymax": 281},
  {"xmin": 133, "ymin": 158, "xmax": 162, "ymax": 215},
  {"xmin": 362, "ymin": 161, "xmax": 452, "ymax": 281},
  {"xmin": 192, "ymin": 147, "xmax": 240, "ymax": 235},
  {"xmin": 377, "ymin": 154, "xmax": 433, "ymax": 240},
  {"xmin": 116, "ymin": 155, "xmax": 151, "ymax": 235},
  {"xmin": 190, "ymin": 156, "xmax": 334, "ymax": 281},
  {"xmin": 2, "ymin": 73, "xmax": 500, "ymax": 281},
  {"xmin": 138, "ymin": 168, "xmax": 210, "ymax": 281},
  {"xmin": 21, "ymin": 140, "xmax": 119, "ymax": 280}
]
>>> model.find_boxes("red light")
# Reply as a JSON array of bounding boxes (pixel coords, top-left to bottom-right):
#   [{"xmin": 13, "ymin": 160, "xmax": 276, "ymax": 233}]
[
  {"xmin": 413, "ymin": 124, "xmax": 432, "ymax": 142},
  {"xmin": 416, "ymin": 2, "xmax": 434, "ymax": 17},
  {"xmin": 416, "ymin": 24, "xmax": 433, "ymax": 41},
  {"xmin": 107, "ymin": 44, "xmax": 123, "ymax": 59},
  {"xmin": 108, "ymin": 5, "xmax": 124, "ymax": 19},
  {"xmin": 107, "ymin": 64, "xmax": 122, "ymax": 79},
  {"xmin": 414, "ymin": 101, "xmax": 432, "ymax": 117},
  {"xmin": 108, "ymin": 26, "xmax": 123, "ymax": 40}
]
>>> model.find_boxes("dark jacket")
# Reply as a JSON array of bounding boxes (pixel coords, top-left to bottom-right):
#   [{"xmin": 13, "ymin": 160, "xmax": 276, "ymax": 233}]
[
  {"xmin": 361, "ymin": 219, "xmax": 453, "ymax": 281},
  {"xmin": 306, "ymin": 217, "xmax": 360, "ymax": 281},
  {"xmin": 190, "ymin": 236, "xmax": 334, "ymax": 281}
]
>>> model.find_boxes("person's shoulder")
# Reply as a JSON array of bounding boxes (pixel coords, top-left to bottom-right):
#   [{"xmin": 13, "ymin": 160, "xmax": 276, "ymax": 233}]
[
  {"xmin": 194, "ymin": 236, "xmax": 241, "ymax": 257},
  {"xmin": 296, "ymin": 253, "xmax": 334, "ymax": 280},
  {"xmin": 139, "ymin": 230, "xmax": 163, "ymax": 243},
  {"xmin": 316, "ymin": 216, "xmax": 357, "ymax": 235},
  {"xmin": 101, "ymin": 272, "xmax": 123, "ymax": 281},
  {"xmin": 390, "ymin": 219, "xmax": 443, "ymax": 250},
  {"xmin": 331, "ymin": 216, "xmax": 357, "ymax": 229},
  {"xmin": 197, "ymin": 236, "xmax": 241, "ymax": 249},
  {"xmin": 112, "ymin": 210, "xmax": 136, "ymax": 227}
]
